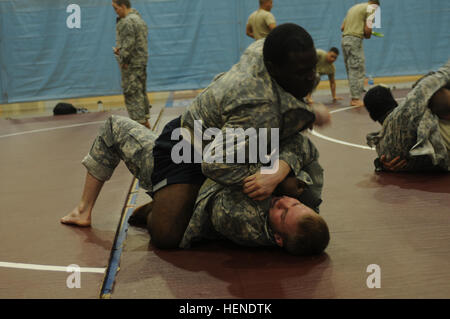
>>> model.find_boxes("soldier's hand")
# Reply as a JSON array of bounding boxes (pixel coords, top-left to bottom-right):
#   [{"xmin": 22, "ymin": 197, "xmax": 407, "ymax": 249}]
[
  {"xmin": 243, "ymin": 172, "xmax": 280, "ymax": 201},
  {"xmin": 380, "ymin": 155, "xmax": 407, "ymax": 172},
  {"xmin": 243, "ymin": 161, "xmax": 291, "ymax": 201},
  {"xmin": 312, "ymin": 103, "xmax": 331, "ymax": 127},
  {"xmin": 273, "ymin": 177, "xmax": 305, "ymax": 199}
]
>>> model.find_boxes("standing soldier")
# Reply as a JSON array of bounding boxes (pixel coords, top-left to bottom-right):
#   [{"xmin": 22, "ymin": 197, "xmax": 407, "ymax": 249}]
[
  {"xmin": 112, "ymin": 0, "xmax": 151, "ymax": 128},
  {"xmin": 246, "ymin": 0, "xmax": 276, "ymax": 40},
  {"xmin": 341, "ymin": 0, "xmax": 380, "ymax": 107}
]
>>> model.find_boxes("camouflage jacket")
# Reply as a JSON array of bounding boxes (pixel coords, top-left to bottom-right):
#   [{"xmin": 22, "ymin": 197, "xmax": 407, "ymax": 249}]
[
  {"xmin": 116, "ymin": 9, "xmax": 148, "ymax": 67},
  {"xmin": 179, "ymin": 132, "xmax": 323, "ymax": 248},
  {"xmin": 180, "ymin": 39, "xmax": 316, "ymax": 186},
  {"xmin": 367, "ymin": 60, "xmax": 450, "ymax": 172}
]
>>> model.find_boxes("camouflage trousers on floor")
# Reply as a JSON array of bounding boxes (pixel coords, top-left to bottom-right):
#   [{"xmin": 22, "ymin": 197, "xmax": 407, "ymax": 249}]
[
  {"xmin": 121, "ymin": 66, "xmax": 151, "ymax": 124},
  {"xmin": 82, "ymin": 115, "xmax": 157, "ymax": 190},
  {"xmin": 342, "ymin": 35, "xmax": 366, "ymax": 99}
]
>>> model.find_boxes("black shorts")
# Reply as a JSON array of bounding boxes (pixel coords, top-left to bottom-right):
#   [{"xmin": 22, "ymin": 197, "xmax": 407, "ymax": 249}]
[{"xmin": 150, "ymin": 116, "xmax": 206, "ymax": 196}]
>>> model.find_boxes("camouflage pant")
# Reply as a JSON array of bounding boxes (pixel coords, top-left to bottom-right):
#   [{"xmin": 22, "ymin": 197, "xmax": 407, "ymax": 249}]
[
  {"xmin": 82, "ymin": 115, "xmax": 157, "ymax": 190},
  {"xmin": 342, "ymin": 36, "xmax": 366, "ymax": 99},
  {"xmin": 121, "ymin": 66, "xmax": 151, "ymax": 124}
]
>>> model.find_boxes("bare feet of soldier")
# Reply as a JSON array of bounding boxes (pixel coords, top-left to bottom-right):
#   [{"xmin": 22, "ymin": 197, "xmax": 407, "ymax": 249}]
[
  {"xmin": 128, "ymin": 201, "xmax": 153, "ymax": 228},
  {"xmin": 350, "ymin": 99, "xmax": 364, "ymax": 107},
  {"xmin": 60, "ymin": 207, "xmax": 92, "ymax": 227}
]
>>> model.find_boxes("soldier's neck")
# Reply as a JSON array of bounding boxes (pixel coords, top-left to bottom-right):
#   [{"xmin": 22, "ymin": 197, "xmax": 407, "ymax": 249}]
[{"xmin": 123, "ymin": 8, "xmax": 132, "ymax": 17}]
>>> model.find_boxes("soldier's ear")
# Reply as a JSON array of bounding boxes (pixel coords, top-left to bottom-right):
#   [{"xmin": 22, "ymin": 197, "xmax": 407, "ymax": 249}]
[{"xmin": 274, "ymin": 233, "xmax": 284, "ymax": 247}]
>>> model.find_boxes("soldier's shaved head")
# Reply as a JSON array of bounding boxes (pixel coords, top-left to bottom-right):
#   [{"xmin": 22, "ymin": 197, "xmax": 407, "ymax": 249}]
[
  {"xmin": 263, "ymin": 23, "xmax": 317, "ymax": 100},
  {"xmin": 113, "ymin": 0, "xmax": 131, "ymax": 8}
]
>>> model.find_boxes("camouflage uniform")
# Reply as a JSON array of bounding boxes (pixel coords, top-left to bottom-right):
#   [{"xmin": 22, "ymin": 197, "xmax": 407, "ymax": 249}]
[
  {"xmin": 82, "ymin": 115, "xmax": 157, "ymax": 191},
  {"xmin": 341, "ymin": 36, "xmax": 365, "ymax": 100},
  {"xmin": 116, "ymin": 9, "xmax": 151, "ymax": 124},
  {"xmin": 180, "ymin": 132, "xmax": 324, "ymax": 248},
  {"xmin": 84, "ymin": 39, "xmax": 322, "ymax": 249},
  {"xmin": 181, "ymin": 39, "xmax": 316, "ymax": 186},
  {"xmin": 366, "ymin": 60, "xmax": 450, "ymax": 172}
]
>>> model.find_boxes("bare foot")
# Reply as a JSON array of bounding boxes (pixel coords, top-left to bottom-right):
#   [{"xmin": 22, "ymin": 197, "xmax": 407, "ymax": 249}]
[
  {"xmin": 60, "ymin": 208, "xmax": 91, "ymax": 227},
  {"xmin": 350, "ymin": 99, "xmax": 364, "ymax": 107},
  {"xmin": 128, "ymin": 201, "xmax": 153, "ymax": 228}
]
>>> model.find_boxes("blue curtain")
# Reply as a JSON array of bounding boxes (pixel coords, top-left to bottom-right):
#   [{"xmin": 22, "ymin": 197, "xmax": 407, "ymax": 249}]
[{"xmin": 0, "ymin": 0, "xmax": 449, "ymax": 103}]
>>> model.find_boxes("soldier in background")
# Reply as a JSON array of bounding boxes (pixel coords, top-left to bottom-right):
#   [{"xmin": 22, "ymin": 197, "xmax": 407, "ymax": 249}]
[
  {"xmin": 306, "ymin": 47, "xmax": 343, "ymax": 104},
  {"xmin": 112, "ymin": 0, "xmax": 151, "ymax": 128},
  {"xmin": 246, "ymin": 0, "xmax": 276, "ymax": 40},
  {"xmin": 364, "ymin": 61, "xmax": 450, "ymax": 172},
  {"xmin": 341, "ymin": 0, "xmax": 380, "ymax": 107}
]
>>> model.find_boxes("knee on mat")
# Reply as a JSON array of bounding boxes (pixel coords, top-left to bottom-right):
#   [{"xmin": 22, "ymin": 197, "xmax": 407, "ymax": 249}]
[
  {"xmin": 146, "ymin": 214, "xmax": 185, "ymax": 250},
  {"xmin": 147, "ymin": 225, "xmax": 182, "ymax": 249}
]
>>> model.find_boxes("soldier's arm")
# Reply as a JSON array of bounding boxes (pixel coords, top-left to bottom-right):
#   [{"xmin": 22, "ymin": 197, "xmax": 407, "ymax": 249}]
[
  {"xmin": 117, "ymin": 22, "xmax": 136, "ymax": 65},
  {"xmin": 364, "ymin": 6, "xmax": 376, "ymax": 39},
  {"xmin": 201, "ymin": 103, "xmax": 279, "ymax": 186},
  {"xmin": 242, "ymin": 132, "xmax": 321, "ymax": 201},
  {"xmin": 328, "ymin": 74, "xmax": 338, "ymax": 100},
  {"xmin": 364, "ymin": 24, "xmax": 372, "ymax": 39},
  {"xmin": 266, "ymin": 13, "xmax": 276, "ymax": 30},
  {"xmin": 246, "ymin": 23, "xmax": 254, "ymax": 39},
  {"xmin": 401, "ymin": 61, "xmax": 450, "ymax": 114}
]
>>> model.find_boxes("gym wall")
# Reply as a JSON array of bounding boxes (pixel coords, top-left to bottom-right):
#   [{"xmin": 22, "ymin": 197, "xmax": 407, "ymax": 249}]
[{"xmin": 0, "ymin": 0, "xmax": 448, "ymax": 103}]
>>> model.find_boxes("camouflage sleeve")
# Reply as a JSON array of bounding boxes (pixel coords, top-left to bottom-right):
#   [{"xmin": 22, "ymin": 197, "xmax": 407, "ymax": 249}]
[
  {"xmin": 279, "ymin": 132, "xmax": 324, "ymax": 211},
  {"xmin": 117, "ymin": 20, "xmax": 136, "ymax": 65},
  {"xmin": 210, "ymin": 187, "xmax": 275, "ymax": 247},
  {"xmin": 201, "ymin": 102, "xmax": 280, "ymax": 185},
  {"xmin": 404, "ymin": 60, "xmax": 450, "ymax": 108},
  {"xmin": 278, "ymin": 132, "xmax": 319, "ymax": 180}
]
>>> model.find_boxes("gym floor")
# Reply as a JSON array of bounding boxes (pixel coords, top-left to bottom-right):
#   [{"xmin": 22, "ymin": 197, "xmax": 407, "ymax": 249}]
[{"xmin": 0, "ymin": 78, "xmax": 449, "ymax": 299}]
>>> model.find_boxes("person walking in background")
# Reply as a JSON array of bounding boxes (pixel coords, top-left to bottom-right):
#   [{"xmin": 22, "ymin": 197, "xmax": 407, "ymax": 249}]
[
  {"xmin": 306, "ymin": 47, "xmax": 343, "ymax": 104},
  {"xmin": 341, "ymin": 0, "xmax": 380, "ymax": 107},
  {"xmin": 112, "ymin": 0, "xmax": 151, "ymax": 128},
  {"xmin": 246, "ymin": 0, "xmax": 276, "ymax": 40}
]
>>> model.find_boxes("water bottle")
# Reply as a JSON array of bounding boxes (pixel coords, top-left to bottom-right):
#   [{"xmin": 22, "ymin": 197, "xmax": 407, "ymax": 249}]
[
  {"xmin": 368, "ymin": 75, "xmax": 374, "ymax": 87},
  {"xmin": 97, "ymin": 100, "xmax": 104, "ymax": 111}
]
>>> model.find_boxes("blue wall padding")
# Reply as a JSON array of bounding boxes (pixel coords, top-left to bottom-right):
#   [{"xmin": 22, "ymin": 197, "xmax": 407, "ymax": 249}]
[{"xmin": 0, "ymin": 0, "xmax": 449, "ymax": 103}]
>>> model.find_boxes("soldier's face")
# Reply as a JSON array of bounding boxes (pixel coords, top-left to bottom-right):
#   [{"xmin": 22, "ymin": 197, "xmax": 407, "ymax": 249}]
[
  {"xmin": 268, "ymin": 196, "xmax": 315, "ymax": 239},
  {"xmin": 270, "ymin": 49, "xmax": 318, "ymax": 100},
  {"xmin": 112, "ymin": 2, "xmax": 126, "ymax": 18},
  {"xmin": 326, "ymin": 51, "xmax": 338, "ymax": 64}
]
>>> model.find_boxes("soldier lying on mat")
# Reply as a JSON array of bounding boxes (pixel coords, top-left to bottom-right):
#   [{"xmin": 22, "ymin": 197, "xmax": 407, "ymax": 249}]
[
  {"xmin": 363, "ymin": 60, "xmax": 450, "ymax": 172},
  {"xmin": 60, "ymin": 115, "xmax": 330, "ymax": 256},
  {"xmin": 62, "ymin": 23, "xmax": 331, "ymax": 255}
]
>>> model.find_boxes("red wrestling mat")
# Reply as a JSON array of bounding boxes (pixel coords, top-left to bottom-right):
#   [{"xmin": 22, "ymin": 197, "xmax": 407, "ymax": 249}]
[{"xmin": 1, "ymin": 90, "xmax": 449, "ymax": 299}]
